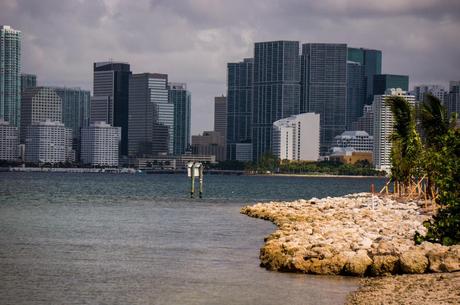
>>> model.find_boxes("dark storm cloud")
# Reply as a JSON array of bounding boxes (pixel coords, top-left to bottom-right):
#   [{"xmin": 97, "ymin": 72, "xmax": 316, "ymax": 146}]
[{"xmin": 1, "ymin": 0, "xmax": 459, "ymax": 133}]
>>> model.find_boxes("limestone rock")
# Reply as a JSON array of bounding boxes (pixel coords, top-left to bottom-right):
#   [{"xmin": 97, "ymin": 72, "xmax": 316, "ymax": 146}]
[
  {"xmin": 400, "ymin": 250, "xmax": 428, "ymax": 274},
  {"xmin": 370, "ymin": 255, "xmax": 400, "ymax": 276},
  {"xmin": 343, "ymin": 250, "xmax": 372, "ymax": 276}
]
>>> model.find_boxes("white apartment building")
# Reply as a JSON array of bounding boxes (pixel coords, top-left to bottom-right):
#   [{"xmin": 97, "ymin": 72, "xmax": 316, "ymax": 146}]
[
  {"xmin": 412, "ymin": 84, "xmax": 447, "ymax": 103},
  {"xmin": 0, "ymin": 119, "xmax": 19, "ymax": 160},
  {"xmin": 81, "ymin": 121, "xmax": 121, "ymax": 167},
  {"xmin": 25, "ymin": 120, "xmax": 73, "ymax": 164},
  {"xmin": 373, "ymin": 88, "xmax": 416, "ymax": 171},
  {"xmin": 272, "ymin": 113, "xmax": 320, "ymax": 161},
  {"xmin": 333, "ymin": 130, "xmax": 373, "ymax": 152}
]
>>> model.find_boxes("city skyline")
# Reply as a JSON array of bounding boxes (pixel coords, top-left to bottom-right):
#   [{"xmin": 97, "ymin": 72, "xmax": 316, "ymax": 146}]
[{"xmin": 1, "ymin": 0, "xmax": 459, "ymax": 134}]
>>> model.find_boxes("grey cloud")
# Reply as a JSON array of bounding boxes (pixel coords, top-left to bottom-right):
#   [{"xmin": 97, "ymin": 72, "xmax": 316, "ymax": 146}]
[{"xmin": 0, "ymin": 0, "xmax": 459, "ymax": 134}]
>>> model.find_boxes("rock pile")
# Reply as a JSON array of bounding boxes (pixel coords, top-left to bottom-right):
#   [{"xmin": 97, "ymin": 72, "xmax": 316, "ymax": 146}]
[{"xmin": 241, "ymin": 193, "xmax": 460, "ymax": 276}]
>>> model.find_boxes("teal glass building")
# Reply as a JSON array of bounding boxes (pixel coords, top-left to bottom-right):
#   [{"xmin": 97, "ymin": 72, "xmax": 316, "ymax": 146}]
[
  {"xmin": 373, "ymin": 74, "xmax": 409, "ymax": 96},
  {"xmin": 168, "ymin": 83, "xmax": 191, "ymax": 156},
  {"xmin": 0, "ymin": 25, "xmax": 21, "ymax": 127}
]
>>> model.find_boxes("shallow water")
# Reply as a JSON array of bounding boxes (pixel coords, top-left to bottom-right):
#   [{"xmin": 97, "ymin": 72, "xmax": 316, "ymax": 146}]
[{"xmin": 0, "ymin": 173, "xmax": 386, "ymax": 304}]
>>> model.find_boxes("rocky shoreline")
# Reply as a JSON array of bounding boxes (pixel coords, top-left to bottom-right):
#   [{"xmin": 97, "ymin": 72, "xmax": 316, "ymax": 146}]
[{"xmin": 241, "ymin": 193, "xmax": 460, "ymax": 276}]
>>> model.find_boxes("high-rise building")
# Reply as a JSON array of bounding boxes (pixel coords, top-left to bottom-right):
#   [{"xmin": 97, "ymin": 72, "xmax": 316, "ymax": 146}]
[
  {"xmin": 373, "ymin": 88, "xmax": 415, "ymax": 171},
  {"xmin": 347, "ymin": 48, "xmax": 382, "ymax": 104},
  {"xmin": 272, "ymin": 113, "xmax": 320, "ymax": 161},
  {"xmin": 128, "ymin": 73, "xmax": 173, "ymax": 156},
  {"xmin": 412, "ymin": 84, "xmax": 448, "ymax": 103},
  {"xmin": 21, "ymin": 73, "xmax": 36, "ymax": 92},
  {"xmin": 446, "ymin": 81, "xmax": 460, "ymax": 117},
  {"xmin": 226, "ymin": 58, "xmax": 253, "ymax": 161},
  {"xmin": 301, "ymin": 43, "xmax": 347, "ymax": 155},
  {"xmin": 191, "ymin": 131, "xmax": 226, "ymax": 161},
  {"xmin": 0, "ymin": 25, "xmax": 21, "ymax": 127},
  {"xmin": 168, "ymin": 82, "xmax": 191, "ymax": 156},
  {"xmin": 81, "ymin": 121, "xmax": 121, "ymax": 167},
  {"xmin": 214, "ymin": 95, "xmax": 227, "ymax": 139},
  {"xmin": 252, "ymin": 41, "xmax": 301, "ymax": 161},
  {"xmin": 25, "ymin": 120, "xmax": 73, "ymax": 164},
  {"xmin": 0, "ymin": 118, "xmax": 19, "ymax": 161},
  {"xmin": 53, "ymin": 87, "xmax": 90, "ymax": 155},
  {"xmin": 20, "ymin": 87, "xmax": 62, "ymax": 142},
  {"xmin": 346, "ymin": 61, "xmax": 365, "ymax": 129},
  {"xmin": 373, "ymin": 74, "xmax": 409, "ymax": 96},
  {"xmin": 91, "ymin": 61, "xmax": 131, "ymax": 156}
]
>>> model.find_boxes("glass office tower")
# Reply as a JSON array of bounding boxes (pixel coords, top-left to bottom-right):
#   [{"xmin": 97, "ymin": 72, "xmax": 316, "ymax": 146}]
[
  {"xmin": 168, "ymin": 82, "xmax": 191, "ymax": 156},
  {"xmin": 252, "ymin": 41, "xmax": 301, "ymax": 161}
]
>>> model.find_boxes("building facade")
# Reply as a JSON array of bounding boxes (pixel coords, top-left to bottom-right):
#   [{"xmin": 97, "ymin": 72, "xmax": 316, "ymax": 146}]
[
  {"xmin": 214, "ymin": 95, "xmax": 227, "ymax": 139},
  {"xmin": 412, "ymin": 84, "xmax": 448, "ymax": 103},
  {"xmin": 301, "ymin": 43, "xmax": 348, "ymax": 155},
  {"xmin": 351, "ymin": 104, "xmax": 374, "ymax": 135},
  {"xmin": 128, "ymin": 73, "xmax": 173, "ymax": 157},
  {"xmin": 346, "ymin": 61, "xmax": 365, "ymax": 129},
  {"xmin": 168, "ymin": 82, "xmax": 191, "ymax": 156},
  {"xmin": 191, "ymin": 131, "xmax": 226, "ymax": 161},
  {"xmin": 227, "ymin": 143, "xmax": 253, "ymax": 162},
  {"xmin": 373, "ymin": 74, "xmax": 409, "ymax": 96},
  {"xmin": 447, "ymin": 81, "xmax": 460, "ymax": 117},
  {"xmin": 92, "ymin": 61, "xmax": 131, "ymax": 156},
  {"xmin": 0, "ymin": 25, "xmax": 21, "ymax": 127},
  {"xmin": 373, "ymin": 88, "xmax": 415, "ymax": 171},
  {"xmin": 25, "ymin": 120, "xmax": 72, "ymax": 164},
  {"xmin": 54, "ymin": 87, "xmax": 90, "ymax": 154},
  {"xmin": 81, "ymin": 121, "xmax": 121, "ymax": 166},
  {"xmin": 20, "ymin": 87, "xmax": 63, "ymax": 142},
  {"xmin": 252, "ymin": 41, "xmax": 301, "ymax": 161},
  {"xmin": 226, "ymin": 58, "xmax": 253, "ymax": 160},
  {"xmin": 21, "ymin": 73, "xmax": 36, "ymax": 93},
  {"xmin": 272, "ymin": 113, "xmax": 320, "ymax": 161},
  {"xmin": 333, "ymin": 130, "xmax": 373, "ymax": 152},
  {"xmin": 0, "ymin": 118, "xmax": 19, "ymax": 161}
]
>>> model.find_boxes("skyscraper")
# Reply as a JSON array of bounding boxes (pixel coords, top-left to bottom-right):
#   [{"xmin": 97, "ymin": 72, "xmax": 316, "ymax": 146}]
[
  {"xmin": 346, "ymin": 61, "xmax": 365, "ymax": 129},
  {"xmin": 373, "ymin": 74, "xmax": 409, "ymax": 96},
  {"xmin": 81, "ymin": 121, "xmax": 121, "ymax": 167},
  {"xmin": 168, "ymin": 82, "xmax": 191, "ymax": 156},
  {"xmin": 447, "ymin": 81, "xmax": 460, "ymax": 116},
  {"xmin": 226, "ymin": 58, "xmax": 253, "ymax": 160},
  {"xmin": 301, "ymin": 43, "xmax": 347, "ymax": 155},
  {"xmin": 412, "ymin": 84, "xmax": 447, "ymax": 103},
  {"xmin": 252, "ymin": 41, "xmax": 301, "ymax": 161},
  {"xmin": 54, "ymin": 87, "xmax": 90, "ymax": 155},
  {"xmin": 91, "ymin": 61, "xmax": 131, "ymax": 156},
  {"xmin": 20, "ymin": 87, "xmax": 62, "ymax": 142},
  {"xmin": 0, "ymin": 25, "xmax": 21, "ymax": 127},
  {"xmin": 348, "ymin": 48, "xmax": 382, "ymax": 104},
  {"xmin": 128, "ymin": 73, "xmax": 173, "ymax": 157},
  {"xmin": 21, "ymin": 74, "xmax": 36, "ymax": 93}
]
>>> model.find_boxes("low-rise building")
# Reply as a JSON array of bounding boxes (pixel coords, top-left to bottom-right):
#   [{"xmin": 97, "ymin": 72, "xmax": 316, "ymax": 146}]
[
  {"xmin": 329, "ymin": 147, "xmax": 373, "ymax": 165},
  {"xmin": 191, "ymin": 131, "xmax": 226, "ymax": 161},
  {"xmin": 81, "ymin": 121, "xmax": 121, "ymax": 167},
  {"xmin": 333, "ymin": 130, "xmax": 373, "ymax": 152}
]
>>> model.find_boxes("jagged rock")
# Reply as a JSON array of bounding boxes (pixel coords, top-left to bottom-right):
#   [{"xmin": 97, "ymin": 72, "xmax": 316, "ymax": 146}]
[
  {"xmin": 400, "ymin": 250, "xmax": 428, "ymax": 274},
  {"xmin": 343, "ymin": 250, "xmax": 372, "ymax": 276},
  {"xmin": 370, "ymin": 255, "xmax": 400, "ymax": 276},
  {"xmin": 442, "ymin": 246, "xmax": 460, "ymax": 272}
]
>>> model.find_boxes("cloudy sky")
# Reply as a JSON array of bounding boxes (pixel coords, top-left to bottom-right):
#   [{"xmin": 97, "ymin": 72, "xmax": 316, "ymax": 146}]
[{"xmin": 1, "ymin": 0, "xmax": 459, "ymax": 134}]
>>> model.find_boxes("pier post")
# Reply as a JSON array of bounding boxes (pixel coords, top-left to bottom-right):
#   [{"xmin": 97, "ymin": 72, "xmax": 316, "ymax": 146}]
[{"xmin": 199, "ymin": 164, "xmax": 203, "ymax": 198}]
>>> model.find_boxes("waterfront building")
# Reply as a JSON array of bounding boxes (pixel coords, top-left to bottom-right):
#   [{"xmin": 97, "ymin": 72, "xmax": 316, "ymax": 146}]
[
  {"xmin": 252, "ymin": 41, "xmax": 301, "ymax": 161},
  {"xmin": 226, "ymin": 58, "xmax": 253, "ymax": 160},
  {"xmin": 169, "ymin": 82, "xmax": 191, "ymax": 156},
  {"xmin": 91, "ymin": 61, "xmax": 131, "ymax": 156},
  {"xmin": 301, "ymin": 43, "xmax": 347, "ymax": 155},
  {"xmin": 0, "ymin": 118, "xmax": 19, "ymax": 160},
  {"xmin": 81, "ymin": 121, "xmax": 121, "ymax": 167},
  {"xmin": 373, "ymin": 74, "xmax": 409, "ymax": 96},
  {"xmin": 130, "ymin": 154, "xmax": 217, "ymax": 170},
  {"xmin": 20, "ymin": 87, "xmax": 62, "ymax": 142},
  {"xmin": 0, "ymin": 25, "xmax": 21, "ymax": 127},
  {"xmin": 191, "ymin": 131, "xmax": 226, "ymax": 161},
  {"xmin": 373, "ymin": 88, "xmax": 415, "ymax": 171},
  {"xmin": 447, "ymin": 81, "xmax": 460, "ymax": 116},
  {"xmin": 351, "ymin": 104, "xmax": 374, "ymax": 135},
  {"xmin": 21, "ymin": 73, "xmax": 36, "ymax": 92},
  {"xmin": 128, "ymin": 73, "xmax": 173, "ymax": 156},
  {"xmin": 329, "ymin": 147, "xmax": 373, "ymax": 165},
  {"xmin": 53, "ymin": 87, "xmax": 90, "ymax": 155},
  {"xmin": 25, "ymin": 120, "xmax": 73, "ymax": 164},
  {"xmin": 412, "ymin": 84, "xmax": 448, "ymax": 103},
  {"xmin": 333, "ymin": 130, "xmax": 373, "ymax": 152},
  {"xmin": 272, "ymin": 113, "xmax": 320, "ymax": 161},
  {"xmin": 214, "ymin": 95, "xmax": 227, "ymax": 140}
]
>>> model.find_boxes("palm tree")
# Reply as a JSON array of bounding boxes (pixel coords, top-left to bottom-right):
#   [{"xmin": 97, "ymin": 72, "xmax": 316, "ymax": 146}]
[{"xmin": 386, "ymin": 95, "xmax": 422, "ymax": 194}]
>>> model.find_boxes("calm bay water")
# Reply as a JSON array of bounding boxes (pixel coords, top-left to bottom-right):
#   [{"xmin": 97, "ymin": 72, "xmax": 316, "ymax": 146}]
[{"xmin": 0, "ymin": 173, "xmax": 386, "ymax": 305}]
